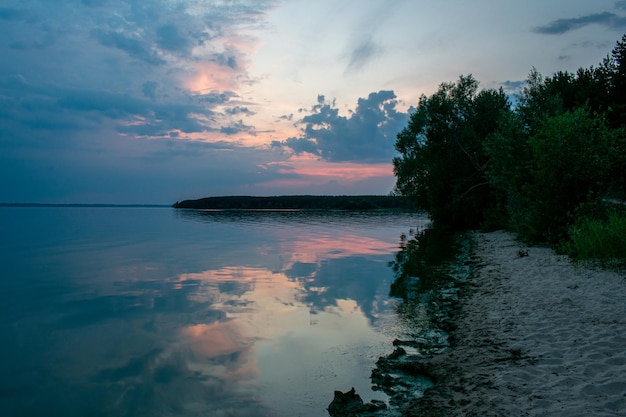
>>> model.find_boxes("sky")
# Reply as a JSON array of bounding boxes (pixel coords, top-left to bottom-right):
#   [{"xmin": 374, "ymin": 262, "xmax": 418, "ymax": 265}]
[{"xmin": 1, "ymin": 0, "xmax": 626, "ymax": 204}]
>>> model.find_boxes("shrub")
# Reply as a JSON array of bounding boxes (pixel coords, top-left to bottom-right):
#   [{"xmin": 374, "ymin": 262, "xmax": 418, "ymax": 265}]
[{"xmin": 566, "ymin": 209, "xmax": 626, "ymax": 266}]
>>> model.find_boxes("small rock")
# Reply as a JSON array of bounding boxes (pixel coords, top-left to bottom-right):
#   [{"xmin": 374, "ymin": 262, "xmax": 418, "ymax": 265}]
[
  {"xmin": 328, "ymin": 388, "xmax": 364, "ymax": 417},
  {"xmin": 327, "ymin": 387, "xmax": 386, "ymax": 417}
]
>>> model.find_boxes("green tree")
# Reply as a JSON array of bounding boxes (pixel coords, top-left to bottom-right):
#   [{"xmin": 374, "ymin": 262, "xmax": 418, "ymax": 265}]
[
  {"xmin": 483, "ymin": 109, "xmax": 529, "ymax": 228},
  {"xmin": 601, "ymin": 34, "xmax": 626, "ymax": 128},
  {"xmin": 487, "ymin": 107, "xmax": 617, "ymax": 243},
  {"xmin": 393, "ymin": 75, "xmax": 511, "ymax": 230},
  {"xmin": 516, "ymin": 67, "xmax": 610, "ymax": 136},
  {"xmin": 600, "ymin": 35, "xmax": 626, "ymax": 195}
]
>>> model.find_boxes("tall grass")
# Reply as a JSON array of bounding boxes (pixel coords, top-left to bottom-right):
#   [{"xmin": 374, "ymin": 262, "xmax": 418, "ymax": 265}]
[{"xmin": 566, "ymin": 210, "xmax": 626, "ymax": 266}]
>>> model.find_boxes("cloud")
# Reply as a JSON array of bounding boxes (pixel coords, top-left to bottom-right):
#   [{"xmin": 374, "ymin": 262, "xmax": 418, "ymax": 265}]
[
  {"xmin": 142, "ymin": 81, "xmax": 158, "ymax": 99},
  {"xmin": 280, "ymin": 137, "xmax": 321, "ymax": 156},
  {"xmin": 212, "ymin": 52, "xmax": 240, "ymax": 70},
  {"xmin": 58, "ymin": 89, "xmax": 150, "ymax": 117},
  {"xmin": 219, "ymin": 120, "xmax": 255, "ymax": 135},
  {"xmin": 272, "ymin": 91, "xmax": 409, "ymax": 163},
  {"xmin": 81, "ymin": 0, "xmax": 107, "ymax": 6},
  {"xmin": 0, "ymin": 0, "xmax": 398, "ymax": 203},
  {"xmin": 534, "ymin": 11, "xmax": 626, "ymax": 34},
  {"xmin": 195, "ymin": 91, "xmax": 238, "ymax": 105},
  {"xmin": 0, "ymin": 1, "xmax": 280, "ymax": 144},
  {"xmin": 0, "ymin": 73, "xmax": 251, "ymax": 142},
  {"xmin": 0, "ymin": 7, "xmax": 27, "ymax": 21},
  {"xmin": 155, "ymin": 23, "xmax": 192, "ymax": 53},
  {"xmin": 225, "ymin": 106, "xmax": 255, "ymax": 116},
  {"xmin": 345, "ymin": 38, "xmax": 382, "ymax": 73},
  {"xmin": 92, "ymin": 29, "xmax": 166, "ymax": 65},
  {"xmin": 501, "ymin": 80, "xmax": 525, "ymax": 95},
  {"xmin": 0, "ymin": 125, "xmax": 291, "ymax": 203}
]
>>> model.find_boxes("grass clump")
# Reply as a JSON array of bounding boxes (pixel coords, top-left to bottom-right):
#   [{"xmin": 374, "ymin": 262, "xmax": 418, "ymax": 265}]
[{"xmin": 565, "ymin": 209, "xmax": 626, "ymax": 267}]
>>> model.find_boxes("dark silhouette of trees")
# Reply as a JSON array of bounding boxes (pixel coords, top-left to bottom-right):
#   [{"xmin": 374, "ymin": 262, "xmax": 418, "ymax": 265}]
[
  {"xmin": 486, "ymin": 107, "xmax": 618, "ymax": 243},
  {"xmin": 393, "ymin": 75, "xmax": 511, "ymax": 230},
  {"xmin": 173, "ymin": 195, "xmax": 414, "ymax": 210},
  {"xmin": 393, "ymin": 34, "xmax": 626, "ymax": 248}
]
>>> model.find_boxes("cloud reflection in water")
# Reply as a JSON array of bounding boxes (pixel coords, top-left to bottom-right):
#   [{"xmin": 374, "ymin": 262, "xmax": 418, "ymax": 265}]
[{"xmin": 0, "ymin": 208, "xmax": 424, "ymax": 416}]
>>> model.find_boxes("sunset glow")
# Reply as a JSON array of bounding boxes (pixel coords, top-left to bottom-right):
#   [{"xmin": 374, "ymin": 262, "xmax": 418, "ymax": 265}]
[
  {"xmin": 1, "ymin": 0, "xmax": 621, "ymax": 203},
  {"xmin": 268, "ymin": 154, "xmax": 393, "ymax": 179},
  {"xmin": 186, "ymin": 62, "xmax": 241, "ymax": 93}
]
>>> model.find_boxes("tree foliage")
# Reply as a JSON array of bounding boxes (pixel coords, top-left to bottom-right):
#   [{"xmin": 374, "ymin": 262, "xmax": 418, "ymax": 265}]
[
  {"xmin": 489, "ymin": 108, "xmax": 617, "ymax": 242},
  {"xmin": 393, "ymin": 75, "xmax": 511, "ymax": 230},
  {"xmin": 394, "ymin": 34, "xmax": 626, "ymax": 250}
]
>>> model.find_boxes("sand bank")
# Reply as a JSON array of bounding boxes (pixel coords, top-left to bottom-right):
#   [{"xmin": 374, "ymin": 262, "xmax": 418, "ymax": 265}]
[{"xmin": 406, "ymin": 230, "xmax": 626, "ymax": 417}]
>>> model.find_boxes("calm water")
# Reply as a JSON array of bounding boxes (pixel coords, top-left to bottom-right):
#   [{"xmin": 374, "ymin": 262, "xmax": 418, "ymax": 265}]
[{"xmin": 0, "ymin": 207, "xmax": 427, "ymax": 417}]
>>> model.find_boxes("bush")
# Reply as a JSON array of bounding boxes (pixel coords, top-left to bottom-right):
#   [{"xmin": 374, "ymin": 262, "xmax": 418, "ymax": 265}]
[{"xmin": 565, "ymin": 209, "xmax": 626, "ymax": 266}]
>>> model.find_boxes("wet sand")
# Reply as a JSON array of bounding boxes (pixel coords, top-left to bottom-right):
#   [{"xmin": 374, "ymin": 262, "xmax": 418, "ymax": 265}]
[{"xmin": 405, "ymin": 230, "xmax": 626, "ymax": 417}]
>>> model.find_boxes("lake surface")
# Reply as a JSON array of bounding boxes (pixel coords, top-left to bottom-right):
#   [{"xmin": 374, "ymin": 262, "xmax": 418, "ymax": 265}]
[{"xmin": 0, "ymin": 207, "xmax": 428, "ymax": 417}]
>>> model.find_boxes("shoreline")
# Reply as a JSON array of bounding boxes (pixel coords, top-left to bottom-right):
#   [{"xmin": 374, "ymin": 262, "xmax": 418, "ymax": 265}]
[{"xmin": 404, "ymin": 230, "xmax": 626, "ymax": 416}]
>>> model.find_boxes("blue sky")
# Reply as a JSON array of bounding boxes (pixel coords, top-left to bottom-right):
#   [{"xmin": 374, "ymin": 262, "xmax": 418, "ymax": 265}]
[{"xmin": 1, "ymin": 0, "xmax": 625, "ymax": 204}]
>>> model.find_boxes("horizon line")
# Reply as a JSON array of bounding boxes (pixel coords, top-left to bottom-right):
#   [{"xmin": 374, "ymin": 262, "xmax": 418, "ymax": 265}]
[{"xmin": 0, "ymin": 203, "xmax": 172, "ymax": 208}]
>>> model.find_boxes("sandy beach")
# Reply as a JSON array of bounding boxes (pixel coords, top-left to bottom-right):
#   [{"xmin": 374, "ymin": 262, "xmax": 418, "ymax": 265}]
[{"xmin": 405, "ymin": 230, "xmax": 626, "ymax": 417}]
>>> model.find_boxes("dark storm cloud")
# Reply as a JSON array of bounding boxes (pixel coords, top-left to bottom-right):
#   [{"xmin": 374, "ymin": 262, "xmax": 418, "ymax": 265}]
[
  {"xmin": 534, "ymin": 11, "xmax": 626, "ymax": 35},
  {"xmin": 273, "ymin": 91, "xmax": 409, "ymax": 163}
]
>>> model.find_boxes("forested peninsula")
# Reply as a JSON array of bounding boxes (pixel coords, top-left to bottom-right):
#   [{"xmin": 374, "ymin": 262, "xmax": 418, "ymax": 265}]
[{"xmin": 173, "ymin": 195, "xmax": 413, "ymax": 210}]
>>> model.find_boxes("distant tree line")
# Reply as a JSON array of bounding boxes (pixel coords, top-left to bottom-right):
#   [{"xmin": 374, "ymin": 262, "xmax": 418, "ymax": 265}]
[
  {"xmin": 393, "ymin": 34, "xmax": 626, "ymax": 263},
  {"xmin": 173, "ymin": 195, "xmax": 414, "ymax": 211}
]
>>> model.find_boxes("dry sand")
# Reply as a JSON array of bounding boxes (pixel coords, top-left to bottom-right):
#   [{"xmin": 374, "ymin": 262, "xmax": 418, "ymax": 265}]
[{"xmin": 405, "ymin": 230, "xmax": 626, "ymax": 417}]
